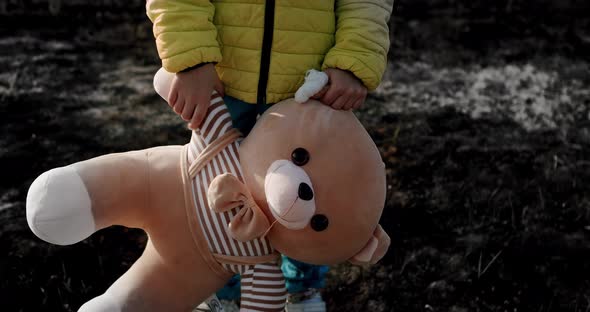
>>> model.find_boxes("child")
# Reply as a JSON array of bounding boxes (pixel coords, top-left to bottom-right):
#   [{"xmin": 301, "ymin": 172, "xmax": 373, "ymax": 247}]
[{"xmin": 147, "ymin": 1, "xmax": 394, "ymax": 311}]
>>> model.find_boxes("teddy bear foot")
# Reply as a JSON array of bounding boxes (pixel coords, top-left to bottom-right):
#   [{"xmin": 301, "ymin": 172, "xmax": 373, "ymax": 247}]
[
  {"xmin": 26, "ymin": 165, "xmax": 96, "ymax": 245},
  {"xmin": 78, "ymin": 292, "xmax": 122, "ymax": 312}
]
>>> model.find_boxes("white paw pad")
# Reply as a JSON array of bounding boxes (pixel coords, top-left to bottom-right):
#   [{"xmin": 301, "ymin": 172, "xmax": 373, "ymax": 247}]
[{"xmin": 26, "ymin": 165, "xmax": 95, "ymax": 245}]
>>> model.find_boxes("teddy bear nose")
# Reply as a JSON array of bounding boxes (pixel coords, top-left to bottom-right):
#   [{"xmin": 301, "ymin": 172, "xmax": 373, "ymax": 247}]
[
  {"xmin": 298, "ymin": 183, "xmax": 314, "ymax": 200},
  {"xmin": 265, "ymin": 159, "xmax": 317, "ymax": 229}
]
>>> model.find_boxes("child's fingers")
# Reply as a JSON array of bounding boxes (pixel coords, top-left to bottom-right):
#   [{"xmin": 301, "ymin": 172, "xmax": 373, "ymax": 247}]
[
  {"xmin": 310, "ymin": 85, "xmax": 329, "ymax": 100},
  {"xmin": 330, "ymin": 95, "xmax": 347, "ymax": 110},
  {"xmin": 352, "ymin": 98, "xmax": 364, "ymax": 110},
  {"xmin": 168, "ymin": 89, "xmax": 178, "ymax": 107},
  {"xmin": 214, "ymin": 79, "xmax": 225, "ymax": 98},
  {"xmin": 173, "ymin": 97, "xmax": 185, "ymax": 115},
  {"xmin": 342, "ymin": 97, "xmax": 357, "ymax": 110},
  {"xmin": 181, "ymin": 99, "xmax": 196, "ymax": 121},
  {"xmin": 359, "ymin": 88, "xmax": 368, "ymax": 100},
  {"xmin": 188, "ymin": 107, "xmax": 206, "ymax": 129},
  {"xmin": 188, "ymin": 97, "xmax": 209, "ymax": 129},
  {"xmin": 167, "ymin": 76, "xmax": 179, "ymax": 107},
  {"xmin": 355, "ymin": 89, "xmax": 367, "ymax": 109},
  {"xmin": 321, "ymin": 87, "xmax": 339, "ymax": 106}
]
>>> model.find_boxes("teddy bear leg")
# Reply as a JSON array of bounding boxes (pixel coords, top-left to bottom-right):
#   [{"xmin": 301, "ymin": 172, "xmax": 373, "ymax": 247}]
[
  {"xmin": 77, "ymin": 291, "xmax": 123, "ymax": 312},
  {"xmin": 79, "ymin": 239, "xmax": 228, "ymax": 312},
  {"xmin": 26, "ymin": 148, "xmax": 173, "ymax": 245}
]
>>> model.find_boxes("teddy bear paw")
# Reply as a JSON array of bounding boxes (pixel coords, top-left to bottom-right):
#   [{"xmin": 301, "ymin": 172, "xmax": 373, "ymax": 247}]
[{"xmin": 26, "ymin": 165, "xmax": 95, "ymax": 245}]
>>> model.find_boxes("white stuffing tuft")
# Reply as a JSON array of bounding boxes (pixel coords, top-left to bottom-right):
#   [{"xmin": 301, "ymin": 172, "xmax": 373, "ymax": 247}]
[{"xmin": 294, "ymin": 69, "xmax": 329, "ymax": 103}]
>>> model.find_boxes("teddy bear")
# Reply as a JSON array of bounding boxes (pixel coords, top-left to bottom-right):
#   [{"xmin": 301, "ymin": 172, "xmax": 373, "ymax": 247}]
[{"xmin": 25, "ymin": 68, "xmax": 390, "ymax": 312}]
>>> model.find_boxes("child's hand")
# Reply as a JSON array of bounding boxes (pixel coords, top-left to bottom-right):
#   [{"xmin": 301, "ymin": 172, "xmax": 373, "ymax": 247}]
[
  {"xmin": 312, "ymin": 68, "xmax": 367, "ymax": 110},
  {"xmin": 168, "ymin": 63, "xmax": 224, "ymax": 129}
]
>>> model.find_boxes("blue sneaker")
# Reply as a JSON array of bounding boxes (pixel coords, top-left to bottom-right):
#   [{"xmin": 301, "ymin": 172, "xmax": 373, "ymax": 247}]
[
  {"xmin": 285, "ymin": 289, "xmax": 326, "ymax": 312},
  {"xmin": 193, "ymin": 294, "xmax": 225, "ymax": 312}
]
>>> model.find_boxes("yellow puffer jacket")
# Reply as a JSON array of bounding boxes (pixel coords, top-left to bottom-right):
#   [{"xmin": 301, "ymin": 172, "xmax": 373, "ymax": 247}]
[{"xmin": 147, "ymin": 0, "xmax": 394, "ymax": 104}]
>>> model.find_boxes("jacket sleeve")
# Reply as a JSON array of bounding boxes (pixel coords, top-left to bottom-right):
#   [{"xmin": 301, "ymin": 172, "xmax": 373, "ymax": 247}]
[
  {"xmin": 146, "ymin": 0, "xmax": 222, "ymax": 73},
  {"xmin": 322, "ymin": 0, "xmax": 394, "ymax": 91}
]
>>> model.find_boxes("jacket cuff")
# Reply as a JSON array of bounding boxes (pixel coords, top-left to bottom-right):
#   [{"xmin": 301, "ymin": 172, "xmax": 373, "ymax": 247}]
[
  {"xmin": 322, "ymin": 53, "xmax": 383, "ymax": 91},
  {"xmin": 161, "ymin": 47, "xmax": 223, "ymax": 74},
  {"xmin": 179, "ymin": 62, "xmax": 215, "ymax": 73}
]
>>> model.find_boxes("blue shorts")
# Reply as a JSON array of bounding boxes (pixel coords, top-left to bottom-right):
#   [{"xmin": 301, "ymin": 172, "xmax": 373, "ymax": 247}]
[{"xmin": 224, "ymin": 95, "xmax": 273, "ymax": 136}]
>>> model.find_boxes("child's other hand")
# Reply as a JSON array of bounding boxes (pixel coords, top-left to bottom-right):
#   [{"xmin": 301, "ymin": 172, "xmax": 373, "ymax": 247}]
[
  {"xmin": 168, "ymin": 63, "xmax": 224, "ymax": 129},
  {"xmin": 312, "ymin": 68, "xmax": 367, "ymax": 110}
]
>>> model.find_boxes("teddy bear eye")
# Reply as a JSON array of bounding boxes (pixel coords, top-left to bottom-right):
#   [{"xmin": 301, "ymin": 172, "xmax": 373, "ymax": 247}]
[
  {"xmin": 310, "ymin": 214, "xmax": 329, "ymax": 232},
  {"xmin": 291, "ymin": 148, "xmax": 310, "ymax": 166}
]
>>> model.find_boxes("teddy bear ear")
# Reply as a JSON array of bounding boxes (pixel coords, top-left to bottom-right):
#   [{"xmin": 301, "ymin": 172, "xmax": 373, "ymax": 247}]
[
  {"xmin": 208, "ymin": 173, "xmax": 270, "ymax": 242},
  {"xmin": 348, "ymin": 224, "xmax": 391, "ymax": 265}
]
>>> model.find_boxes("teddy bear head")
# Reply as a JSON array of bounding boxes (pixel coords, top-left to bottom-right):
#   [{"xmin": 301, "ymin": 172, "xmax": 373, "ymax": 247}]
[{"xmin": 209, "ymin": 99, "xmax": 389, "ymax": 265}]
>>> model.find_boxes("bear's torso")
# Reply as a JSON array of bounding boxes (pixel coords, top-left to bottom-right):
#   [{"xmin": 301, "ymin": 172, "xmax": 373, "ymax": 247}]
[{"xmin": 180, "ymin": 93, "xmax": 287, "ymax": 311}]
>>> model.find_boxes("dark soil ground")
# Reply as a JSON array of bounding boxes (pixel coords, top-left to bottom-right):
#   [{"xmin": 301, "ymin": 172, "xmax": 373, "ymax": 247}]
[{"xmin": 1, "ymin": 1, "xmax": 589, "ymax": 311}]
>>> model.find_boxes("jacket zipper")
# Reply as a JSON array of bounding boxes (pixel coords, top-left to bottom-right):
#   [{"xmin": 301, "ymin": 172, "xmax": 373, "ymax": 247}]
[{"xmin": 257, "ymin": 0, "xmax": 276, "ymax": 105}]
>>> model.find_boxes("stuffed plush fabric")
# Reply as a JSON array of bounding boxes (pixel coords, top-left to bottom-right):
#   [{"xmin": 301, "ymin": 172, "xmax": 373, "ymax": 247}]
[
  {"xmin": 25, "ymin": 69, "xmax": 390, "ymax": 312},
  {"xmin": 179, "ymin": 92, "xmax": 287, "ymax": 310}
]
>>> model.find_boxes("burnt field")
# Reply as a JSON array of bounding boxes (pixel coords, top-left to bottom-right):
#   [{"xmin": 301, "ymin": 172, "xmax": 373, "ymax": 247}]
[{"xmin": 1, "ymin": 1, "xmax": 590, "ymax": 311}]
